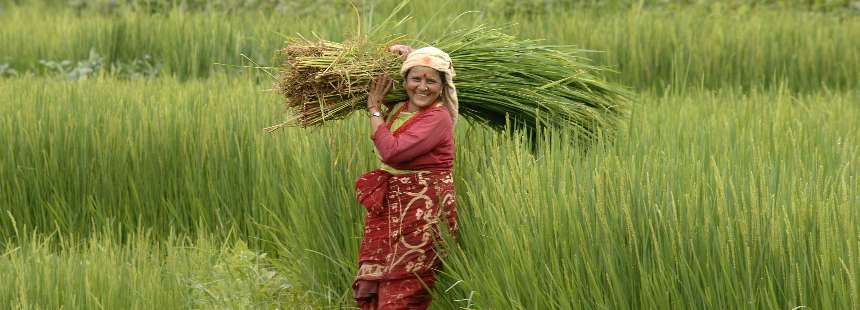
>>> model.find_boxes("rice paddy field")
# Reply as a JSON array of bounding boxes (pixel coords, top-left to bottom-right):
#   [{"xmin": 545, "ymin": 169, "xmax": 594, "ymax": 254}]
[{"xmin": 2, "ymin": 1, "xmax": 859, "ymax": 309}]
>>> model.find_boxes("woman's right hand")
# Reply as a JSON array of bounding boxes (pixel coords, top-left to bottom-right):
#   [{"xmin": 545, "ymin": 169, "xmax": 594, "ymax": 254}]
[{"xmin": 367, "ymin": 74, "xmax": 394, "ymax": 112}]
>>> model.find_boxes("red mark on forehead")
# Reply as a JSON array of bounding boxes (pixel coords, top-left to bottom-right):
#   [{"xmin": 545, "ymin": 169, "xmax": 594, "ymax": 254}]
[
  {"xmin": 422, "ymin": 73, "xmax": 427, "ymax": 78},
  {"xmin": 420, "ymin": 56, "xmax": 432, "ymax": 65}
]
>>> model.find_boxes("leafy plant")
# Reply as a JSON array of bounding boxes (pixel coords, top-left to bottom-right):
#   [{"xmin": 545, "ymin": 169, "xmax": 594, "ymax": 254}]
[
  {"xmin": 0, "ymin": 63, "xmax": 18, "ymax": 77},
  {"xmin": 184, "ymin": 241, "xmax": 298, "ymax": 309},
  {"xmin": 38, "ymin": 48, "xmax": 103, "ymax": 80},
  {"xmin": 109, "ymin": 54, "xmax": 161, "ymax": 80}
]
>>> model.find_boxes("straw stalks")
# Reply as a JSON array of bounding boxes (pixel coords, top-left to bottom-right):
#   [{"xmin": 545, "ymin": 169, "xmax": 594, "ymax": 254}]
[{"xmin": 270, "ymin": 25, "xmax": 631, "ymax": 145}]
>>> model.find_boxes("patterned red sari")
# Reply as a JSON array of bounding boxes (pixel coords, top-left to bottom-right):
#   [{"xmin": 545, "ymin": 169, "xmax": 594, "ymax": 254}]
[{"xmin": 353, "ymin": 104, "xmax": 457, "ymax": 309}]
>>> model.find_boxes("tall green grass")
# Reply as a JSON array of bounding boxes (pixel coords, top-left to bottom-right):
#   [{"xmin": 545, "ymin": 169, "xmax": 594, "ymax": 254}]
[
  {"xmin": 1, "ymin": 3, "xmax": 858, "ymax": 91},
  {"xmin": 431, "ymin": 87, "xmax": 860, "ymax": 308},
  {"xmin": 2, "ymin": 76, "xmax": 857, "ymax": 307},
  {"xmin": 0, "ymin": 229, "xmax": 313, "ymax": 309},
  {"xmin": 273, "ymin": 86, "xmax": 859, "ymax": 308},
  {"xmin": 517, "ymin": 7, "xmax": 860, "ymax": 92},
  {"xmin": 0, "ymin": 75, "xmax": 284, "ymax": 240}
]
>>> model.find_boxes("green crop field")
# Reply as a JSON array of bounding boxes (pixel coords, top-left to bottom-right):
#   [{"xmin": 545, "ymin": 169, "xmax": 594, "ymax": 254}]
[{"xmin": 1, "ymin": 1, "xmax": 858, "ymax": 309}]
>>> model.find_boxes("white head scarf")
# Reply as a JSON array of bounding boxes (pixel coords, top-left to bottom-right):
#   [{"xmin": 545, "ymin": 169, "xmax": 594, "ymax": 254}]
[{"xmin": 399, "ymin": 46, "xmax": 459, "ymax": 124}]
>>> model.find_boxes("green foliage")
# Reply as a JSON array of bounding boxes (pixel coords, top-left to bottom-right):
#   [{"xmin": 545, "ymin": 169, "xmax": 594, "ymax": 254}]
[
  {"xmin": 0, "ymin": 230, "xmax": 313, "ymax": 309},
  {"xmin": 35, "ymin": 49, "xmax": 161, "ymax": 80},
  {"xmin": 1, "ymin": 3, "xmax": 858, "ymax": 90},
  {"xmin": 432, "ymin": 88, "xmax": 860, "ymax": 309},
  {"xmin": 183, "ymin": 239, "xmax": 306, "ymax": 309},
  {"xmin": 515, "ymin": 7, "xmax": 860, "ymax": 92},
  {"xmin": 267, "ymin": 86, "xmax": 860, "ymax": 308},
  {"xmin": 0, "ymin": 63, "xmax": 17, "ymax": 77},
  {"xmin": 1, "ymin": 77, "xmax": 857, "ymax": 308},
  {"xmin": 3, "ymin": 0, "xmax": 343, "ymax": 15},
  {"xmin": 1, "ymin": 1, "xmax": 858, "ymax": 308},
  {"xmin": 0, "ymin": 76, "xmax": 275, "ymax": 240},
  {"xmin": 5, "ymin": 0, "xmax": 857, "ymax": 14},
  {"xmin": 38, "ymin": 48, "xmax": 104, "ymax": 80}
]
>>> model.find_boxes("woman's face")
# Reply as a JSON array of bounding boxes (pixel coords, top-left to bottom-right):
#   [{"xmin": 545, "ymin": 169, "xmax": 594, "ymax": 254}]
[{"xmin": 404, "ymin": 66, "xmax": 443, "ymax": 109}]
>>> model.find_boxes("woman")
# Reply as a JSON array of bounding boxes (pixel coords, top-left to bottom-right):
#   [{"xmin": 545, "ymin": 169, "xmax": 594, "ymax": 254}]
[{"xmin": 353, "ymin": 46, "xmax": 459, "ymax": 309}]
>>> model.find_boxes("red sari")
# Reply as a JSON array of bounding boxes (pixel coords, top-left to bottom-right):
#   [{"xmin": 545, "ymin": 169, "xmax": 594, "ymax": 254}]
[{"xmin": 354, "ymin": 103, "xmax": 457, "ymax": 309}]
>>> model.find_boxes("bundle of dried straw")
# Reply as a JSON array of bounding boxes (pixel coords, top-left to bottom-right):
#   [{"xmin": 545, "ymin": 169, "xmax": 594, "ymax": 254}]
[{"xmin": 268, "ymin": 25, "xmax": 630, "ymax": 145}]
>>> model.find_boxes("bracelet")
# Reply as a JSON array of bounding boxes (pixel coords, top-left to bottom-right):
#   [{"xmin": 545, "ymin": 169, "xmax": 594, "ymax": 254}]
[{"xmin": 369, "ymin": 111, "xmax": 383, "ymax": 118}]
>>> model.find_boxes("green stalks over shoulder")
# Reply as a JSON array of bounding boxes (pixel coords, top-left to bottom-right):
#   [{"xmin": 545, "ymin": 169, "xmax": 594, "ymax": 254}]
[{"xmin": 271, "ymin": 24, "xmax": 631, "ymax": 145}]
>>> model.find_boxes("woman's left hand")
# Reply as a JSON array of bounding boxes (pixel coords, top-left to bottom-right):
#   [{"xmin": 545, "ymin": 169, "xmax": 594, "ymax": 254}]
[
  {"xmin": 387, "ymin": 44, "xmax": 413, "ymax": 59},
  {"xmin": 367, "ymin": 74, "xmax": 394, "ymax": 112}
]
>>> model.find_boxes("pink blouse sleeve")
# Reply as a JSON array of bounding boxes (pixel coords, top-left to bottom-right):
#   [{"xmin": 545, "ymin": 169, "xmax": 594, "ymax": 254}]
[{"xmin": 372, "ymin": 109, "xmax": 451, "ymax": 164}]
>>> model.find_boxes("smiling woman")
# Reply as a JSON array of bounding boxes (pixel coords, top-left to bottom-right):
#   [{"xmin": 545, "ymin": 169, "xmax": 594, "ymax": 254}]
[{"xmin": 355, "ymin": 46, "xmax": 459, "ymax": 309}]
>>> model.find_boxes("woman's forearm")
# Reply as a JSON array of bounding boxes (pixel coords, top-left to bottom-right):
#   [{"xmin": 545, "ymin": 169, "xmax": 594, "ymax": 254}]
[{"xmin": 369, "ymin": 107, "xmax": 385, "ymax": 133}]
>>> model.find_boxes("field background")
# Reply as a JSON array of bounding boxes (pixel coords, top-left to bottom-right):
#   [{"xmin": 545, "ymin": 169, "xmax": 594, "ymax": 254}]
[{"xmin": 1, "ymin": 0, "xmax": 859, "ymax": 309}]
